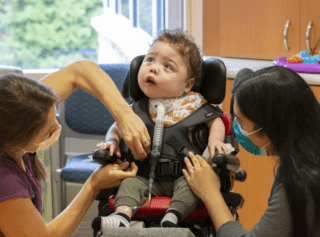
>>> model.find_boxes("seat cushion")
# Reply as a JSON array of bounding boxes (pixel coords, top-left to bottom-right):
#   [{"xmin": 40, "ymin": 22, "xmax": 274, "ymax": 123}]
[
  {"xmin": 60, "ymin": 154, "xmax": 100, "ymax": 183},
  {"xmin": 108, "ymin": 195, "xmax": 209, "ymax": 223}
]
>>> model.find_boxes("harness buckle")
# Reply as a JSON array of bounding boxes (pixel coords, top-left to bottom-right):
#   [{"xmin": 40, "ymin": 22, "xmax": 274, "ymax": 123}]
[{"xmin": 156, "ymin": 159, "xmax": 181, "ymax": 177}]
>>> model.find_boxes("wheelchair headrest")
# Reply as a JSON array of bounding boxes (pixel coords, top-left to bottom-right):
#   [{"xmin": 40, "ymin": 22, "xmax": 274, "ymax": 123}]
[
  {"xmin": 229, "ymin": 68, "xmax": 254, "ymax": 119},
  {"xmin": 121, "ymin": 55, "xmax": 227, "ymax": 104}
]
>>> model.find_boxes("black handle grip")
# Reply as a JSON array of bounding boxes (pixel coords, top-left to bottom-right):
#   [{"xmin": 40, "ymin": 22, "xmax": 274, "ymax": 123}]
[
  {"xmin": 235, "ymin": 169, "xmax": 247, "ymax": 182},
  {"xmin": 92, "ymin": 149, "xmax": 118, "ymax": 166}
]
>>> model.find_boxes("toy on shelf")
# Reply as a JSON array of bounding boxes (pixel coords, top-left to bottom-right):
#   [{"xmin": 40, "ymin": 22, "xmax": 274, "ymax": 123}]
[{"xmin": 273, "ymin": 50, "xmax": 320, "ymax": 74}]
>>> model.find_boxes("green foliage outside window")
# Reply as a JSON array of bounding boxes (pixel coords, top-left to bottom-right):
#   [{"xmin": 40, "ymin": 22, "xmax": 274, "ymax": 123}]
[{"xmin": 0, "ymin": 0, "xmax": 103, "ymax": 69}]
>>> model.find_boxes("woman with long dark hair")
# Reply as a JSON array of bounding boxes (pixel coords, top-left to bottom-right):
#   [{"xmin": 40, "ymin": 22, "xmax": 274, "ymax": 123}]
[
  {"xmin": 183, "ymin": 66, "xmax": 320, "ymax": 237},
  {"xmin": 0, "ymin": 60, "xmax": 151, "ymax": 237}
]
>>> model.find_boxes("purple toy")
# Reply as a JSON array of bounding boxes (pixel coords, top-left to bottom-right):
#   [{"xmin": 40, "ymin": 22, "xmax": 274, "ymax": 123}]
[{"xmin": 273, "ymin": 51, "xmax": 320, "ymax": 74}]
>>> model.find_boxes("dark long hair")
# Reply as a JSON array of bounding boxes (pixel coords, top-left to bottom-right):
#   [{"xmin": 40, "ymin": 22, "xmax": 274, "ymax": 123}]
[
  {"xmin": 234, "ymin": 66, "xmax": 320, "ymax": 237},
  {"xmin": 0, "ymin": 73, "xmax": 59, "ymax": 181}
]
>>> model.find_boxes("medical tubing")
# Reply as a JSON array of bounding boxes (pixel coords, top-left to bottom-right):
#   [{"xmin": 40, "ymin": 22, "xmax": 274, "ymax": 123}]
[
  {"xmin": 149, "ymin": 101, "xmax": 165, "ymax": 180},
  {"xmin": 148, "ymin": 101, "xmax": 165, "ymax": 207},
  {"xmin": 117, "ymin": 101, "xmax": 166, "ymax": 214}
]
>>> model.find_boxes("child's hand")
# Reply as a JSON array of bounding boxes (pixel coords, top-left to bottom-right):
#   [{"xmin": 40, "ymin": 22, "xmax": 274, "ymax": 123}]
[
  {"xmin": 96, "ymin": 141, "xmax": 121, "ymax": 157},
  {"xmin": 208, "ymin": 138, "xmax": 229, "ymax": 158}
]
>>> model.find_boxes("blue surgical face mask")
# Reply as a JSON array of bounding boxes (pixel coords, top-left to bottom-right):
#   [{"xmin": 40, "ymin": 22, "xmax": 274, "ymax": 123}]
[{"xmin": 233, "ymin": 117, "xmax": 270, "ymax": 156}]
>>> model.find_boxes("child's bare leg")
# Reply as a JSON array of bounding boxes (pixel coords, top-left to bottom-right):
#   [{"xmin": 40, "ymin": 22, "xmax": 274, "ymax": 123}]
[{"xmin": 116, "ymin": 205, "xmax": 133, "ymax": 219}]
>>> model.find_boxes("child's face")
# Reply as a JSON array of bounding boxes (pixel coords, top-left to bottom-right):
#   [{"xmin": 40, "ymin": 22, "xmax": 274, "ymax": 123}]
[{"xmin": 138, "ymin": 41, "xmax": 194, "ymax": 99}]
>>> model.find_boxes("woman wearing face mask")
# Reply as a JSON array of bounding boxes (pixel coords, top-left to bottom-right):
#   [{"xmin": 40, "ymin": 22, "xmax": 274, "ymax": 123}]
[
  {"xmin": 183, "ymin": 66, "xmax": 320, "ymax": 237},
  {"xmin": 0, "ymin": 60, "xmax": 151, "ymax": 237}
]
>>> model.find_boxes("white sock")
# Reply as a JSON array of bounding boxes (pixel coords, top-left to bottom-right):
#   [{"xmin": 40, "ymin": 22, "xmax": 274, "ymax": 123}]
[
  {"xmin": 101, "ymin": 212, "xmax": 130, "ymax": 230},
  {"xmin": 161, "ymin": 209, "xmax": 181, "ymax": 227}
]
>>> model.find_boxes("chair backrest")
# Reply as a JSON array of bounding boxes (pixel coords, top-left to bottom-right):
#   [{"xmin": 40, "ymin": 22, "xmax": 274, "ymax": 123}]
[
  {"xmin": 57, "ymin": 64, "xmax": 130, "ymax": 166},
  {"xmin": 122, "ymin": 55, "xmax": 227, "ymax": 104}
]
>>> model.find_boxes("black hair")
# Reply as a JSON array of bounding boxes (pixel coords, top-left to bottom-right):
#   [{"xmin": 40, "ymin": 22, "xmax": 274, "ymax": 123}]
[{"xmin": 234, "ymin": 66, "xmax": 320, "ymax": 237}]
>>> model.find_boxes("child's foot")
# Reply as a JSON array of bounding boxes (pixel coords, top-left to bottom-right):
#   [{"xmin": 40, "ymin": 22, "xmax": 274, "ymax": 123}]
[
  {"xmin": 160, "ymin": 209, "xmax": 181, "ymax": 228},
  {"xmin": 92, "ymin": 212, "xmax": 130, "ymax": 232}
]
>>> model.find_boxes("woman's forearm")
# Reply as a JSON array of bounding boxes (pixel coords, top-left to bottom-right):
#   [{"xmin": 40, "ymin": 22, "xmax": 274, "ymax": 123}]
[
  {"xmin": 40, "ymin": 60, "xmax": 131, "ymax": 121},
  {"xmin": 47, "ymin": 177, "xmax": 118, "ymax": 237},
  {"xmin": 201, "ymin": 190, "xmax": 235, "ymax": 232},
  {"xmin": 47, "ymin": 179, "xmax": 98, "ymax": 237}
]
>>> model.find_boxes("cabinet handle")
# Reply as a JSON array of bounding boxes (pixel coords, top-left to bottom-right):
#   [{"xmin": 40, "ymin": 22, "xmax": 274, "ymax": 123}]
[
  {"xmin": 283, "ymin": 20, "xmax": 290, "ymax": 52},
  {"xmin": 306, "ymin": 21, "xmax": 313, "ymax": 53}
]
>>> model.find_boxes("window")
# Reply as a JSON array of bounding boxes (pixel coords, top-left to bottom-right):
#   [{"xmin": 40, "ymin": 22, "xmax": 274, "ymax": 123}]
[
  {"xmin": 0, "ymin": 0, "xmax": 184, "ymax": 70},
  {"xmin": 0, "ymin": 0, "xmax": 103, "ymax": 69}
]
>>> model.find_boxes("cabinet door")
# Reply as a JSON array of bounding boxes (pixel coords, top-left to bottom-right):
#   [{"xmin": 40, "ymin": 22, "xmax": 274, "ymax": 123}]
[
  {"xmin": 300, "ymin": 0, "xmax": 320, "ymax": 54},
  {"xmin": 204, "ymin": 0, "xmax": 300, "ymax": 60}
]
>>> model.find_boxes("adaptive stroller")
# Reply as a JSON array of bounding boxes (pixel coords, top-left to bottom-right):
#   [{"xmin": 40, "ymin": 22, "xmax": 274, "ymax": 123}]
[{"xmin": 91, "ymin": 55, "xmax": 247, "ymax": 237}]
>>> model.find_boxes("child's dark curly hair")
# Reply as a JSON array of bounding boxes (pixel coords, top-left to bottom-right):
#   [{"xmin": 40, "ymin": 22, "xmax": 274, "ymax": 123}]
[{"xmin": 151, "ymin": 29, "xmax": 203, "ymax": 86}]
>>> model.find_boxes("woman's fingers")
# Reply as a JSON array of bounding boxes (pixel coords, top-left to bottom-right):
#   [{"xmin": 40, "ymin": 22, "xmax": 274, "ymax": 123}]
[
  {"xmin": 118, "ymin": 161, "xmax": 130, "ymax": 170},
  {"xmin": 187, "ymin": 152, "xmax": 201, "ymax": 169},
  {"xmin": 141, "ymin": 138, "xmax": 151, "ymax": 155},
  {"xmin": 182, "ymin": 169, "xmax": 190, "ymax": 180},
  {"xmin": 116, "ymin": 158, "xmax": 123, "ymax": 165},
  {"xmin": 119, "ymin": 113, "xmax": 151, "ymax": 160},
  {"xmin": 125, "ymin": 134, "xmax": 148, "ymax": 161},
  {"xmin": 123, "ymin": 162, "xmax": 138, "ymax": 177},
  {"xmin": 184, "ymin": 156, "xmax": 194, "ymax": 171},
  {"xmin": 196, "ymin": 154, "xmax": 210, "ymax": 167}
]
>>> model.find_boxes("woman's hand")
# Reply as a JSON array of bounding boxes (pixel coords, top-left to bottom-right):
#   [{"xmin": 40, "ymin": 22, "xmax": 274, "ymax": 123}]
[
  {"xmin": 183, "ymin": 152, "xmax": 236, "ymax": 231},
  {"xmin": 115, "ymin": 109, "xmax": 151, "ymax": 161},
  {"xmin": 183, "ymin": 152, "xmax": 221, "ymax": 201},
  {"xmin": 89, "ymin": 161, "xmax": 138, "ymax": 193},
  {"xmin": 41, "ymin": 60, "xmax": 151, "ymax": 161}
]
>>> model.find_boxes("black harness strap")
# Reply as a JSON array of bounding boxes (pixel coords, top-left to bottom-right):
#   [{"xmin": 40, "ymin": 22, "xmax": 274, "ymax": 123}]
[
  {"xmin": 132, "ymin": 98, "xmax": 224, "ymax": 180},
  {"xmin": 166, "ymin": 135, "xmax": 191, "ymax": 157}
]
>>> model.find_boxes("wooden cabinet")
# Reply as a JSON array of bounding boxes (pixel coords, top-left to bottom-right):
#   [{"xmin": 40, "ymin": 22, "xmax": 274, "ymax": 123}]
[
  {"xmin": 300, "ymin": 0, "xmax": 320, "ymax": 54},
  {"xmin": 203, "ymin": 0, "xmax": 320, "ymax": 60}
]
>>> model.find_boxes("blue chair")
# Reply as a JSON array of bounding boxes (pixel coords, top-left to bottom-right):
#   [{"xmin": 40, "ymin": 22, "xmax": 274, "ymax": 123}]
[{"xmin": 53, "ymin": 64, "xmax": 130, "ymax": 217}]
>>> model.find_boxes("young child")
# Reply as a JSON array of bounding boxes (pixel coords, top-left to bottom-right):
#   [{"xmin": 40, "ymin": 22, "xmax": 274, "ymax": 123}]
[{"xmin": 96, "ymin": 29, "xmax": 228, "ymax": 229}]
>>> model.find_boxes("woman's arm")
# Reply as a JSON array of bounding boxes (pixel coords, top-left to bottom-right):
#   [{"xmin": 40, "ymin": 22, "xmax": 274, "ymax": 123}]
[
  {"xmin": 0, "ymin": 162, "xmax": 137, "ymax": 237},
  {"xmin": 183, "ymin": 152, "xmax": 292, "ymax": 237},
  {"xmin": 183, "ymin": 152, "xmax": 234, "ymax": 231},
  {"xmin": 40, "ymin": 60, "xmax": 150, "ymax": 160}
]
